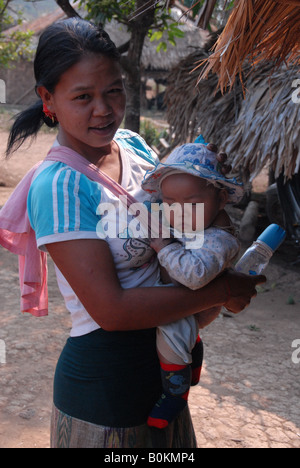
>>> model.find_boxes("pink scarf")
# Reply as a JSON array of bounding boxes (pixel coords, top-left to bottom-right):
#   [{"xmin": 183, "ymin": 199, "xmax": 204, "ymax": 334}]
[{"xmin": 0, "ymin": 146, "xmax": 156, "ymax": 317}]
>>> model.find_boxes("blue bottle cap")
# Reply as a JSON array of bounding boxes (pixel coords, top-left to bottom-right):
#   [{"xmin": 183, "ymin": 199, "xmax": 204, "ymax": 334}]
[{"xmin": 257, "ymin": 224, "xmax": 286, "ymax": 251}]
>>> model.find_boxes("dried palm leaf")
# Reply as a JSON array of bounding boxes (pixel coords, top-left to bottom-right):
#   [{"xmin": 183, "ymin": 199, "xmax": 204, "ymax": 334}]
[
  {"xmin": 165, "ymin": 48, "xmax": 247, "ymax": 149},
  {"xmin": 165, "ymin": 50, "xmax": 300, "ymax": 180},
  {"xmin": 224, "ymin": 64, "xmax": 300, "ymax": 181},
  {"xmin": 196, "ymin": 0, "xmax": 300, "ymax": 93}
]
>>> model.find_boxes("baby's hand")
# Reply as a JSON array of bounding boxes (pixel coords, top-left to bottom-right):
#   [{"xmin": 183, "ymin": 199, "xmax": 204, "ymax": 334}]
[
  {"xmin": 150, "ymin": 237, "xmax": 173, "ymax": 253},
  {"xmin": 207, "ymin": 144, "xmax": 232, "ymax": 175}
]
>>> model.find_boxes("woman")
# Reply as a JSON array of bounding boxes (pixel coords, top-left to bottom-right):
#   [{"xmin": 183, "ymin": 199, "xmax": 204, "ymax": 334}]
[{"xmin": 3, "ymin": 18, "xmax": 265, "ymax": 448}]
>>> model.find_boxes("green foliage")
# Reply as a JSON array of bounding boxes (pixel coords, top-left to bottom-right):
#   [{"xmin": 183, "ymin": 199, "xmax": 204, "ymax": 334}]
[
  {"xmin": 140, "ymin": 119, "xmax": 168, "ymax": 148},
  {"xmin": 0, "ymin": 0, "xmax": 34, "ymax": 67},
  {"xmin": 287, "ymin": 295, "xmax": 296, "ymax": 305},
  {"xmin": 81, "ymin": 0, "xmax": 186, "ymax": 52},
  {"xmin": 179, "ymin": 0, "xmax": 236, "ymax": 29},
  {"xmin": 80, "ymin": 0, "xmax": 137, "ymax": 27},
  {"xmin": 181, "ymin": 0, "xmax": 202, "ymax": 18},
  {"xmin": 224, "ymin": 0, "xmax": 236, "ymax": 9},
  {"xmin": 149, "ymin": 22, "xmax": 185, "ymax": 53},
  {"xmin": 0, "ymin": 30, "xmax": 33, "ymax": 66},
  {"xmin": 180, "ymin": 0, "xmax": 235, "ymax": 14},
  {"xmin": 80, "ymin": 0, "xmax": 234, "ymax": 53}
]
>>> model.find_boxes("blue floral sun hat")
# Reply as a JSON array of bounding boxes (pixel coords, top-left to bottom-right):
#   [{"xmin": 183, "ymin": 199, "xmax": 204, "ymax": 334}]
[{"xmin": 142, "ymin": 142, "xmax": 244, "ymax": 204}]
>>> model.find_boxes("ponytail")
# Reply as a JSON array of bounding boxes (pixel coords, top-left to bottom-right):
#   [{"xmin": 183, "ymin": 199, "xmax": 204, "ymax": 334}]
[{"xmin": 5, "ymin": 100, "xmax": 58, "ymax": 157}]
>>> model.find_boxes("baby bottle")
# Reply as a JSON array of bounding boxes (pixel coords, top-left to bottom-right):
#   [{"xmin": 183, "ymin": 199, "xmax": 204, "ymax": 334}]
[{"xmin": 235, "ymin": 224, "xmax": 286, "ymax": 275}]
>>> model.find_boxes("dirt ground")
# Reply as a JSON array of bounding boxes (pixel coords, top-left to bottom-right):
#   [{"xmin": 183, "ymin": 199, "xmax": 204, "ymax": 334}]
[{"xmin": 0, "ymin": 130, "xmax": 300, "ymax": 448}]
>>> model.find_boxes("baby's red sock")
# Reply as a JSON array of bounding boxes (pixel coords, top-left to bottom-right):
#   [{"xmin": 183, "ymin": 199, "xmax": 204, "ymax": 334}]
[{"xmin": 147, "ymin": 362, "xmax": 191, "ymax": 429}]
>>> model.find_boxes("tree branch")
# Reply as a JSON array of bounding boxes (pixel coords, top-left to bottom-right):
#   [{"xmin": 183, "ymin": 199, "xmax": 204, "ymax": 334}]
[
  {"xmin": 0, "ymin": 0, "xmax": 12, "ymax": 20},
  {"xmin": 56, "ymin": 0, "xmax": 81, "ymax": 18},
  {"xmin": 196, "ymin": 0, "xmax": 218, "ymax": 29}
]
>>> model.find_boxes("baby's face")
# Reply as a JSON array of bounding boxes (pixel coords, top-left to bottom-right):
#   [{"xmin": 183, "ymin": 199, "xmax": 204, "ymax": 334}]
[{"xmin": 161, "ymin": 173, "xmax": 228, "ymax": 232}]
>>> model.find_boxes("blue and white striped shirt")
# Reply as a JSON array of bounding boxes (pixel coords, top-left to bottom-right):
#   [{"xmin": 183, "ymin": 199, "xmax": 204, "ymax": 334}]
[{"xmin": 27, "ymin": 130, "xmax": 160, "ymax": 336}]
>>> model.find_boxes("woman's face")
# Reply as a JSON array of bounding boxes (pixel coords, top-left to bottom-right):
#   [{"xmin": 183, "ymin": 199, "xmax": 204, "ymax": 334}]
[{"xmin": 38, "ymin": 54, "xmax": 126, "ymax": 156}]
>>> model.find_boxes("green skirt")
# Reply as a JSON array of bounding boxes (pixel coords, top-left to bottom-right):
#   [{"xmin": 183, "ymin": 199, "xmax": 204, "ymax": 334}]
[
  {"xmin": 50, "ymin": 404, "xmax": 197, "ymax": 449},
  {"xmin": 51, "ymin": 328, "xmax": 197, "ymax": 448}
]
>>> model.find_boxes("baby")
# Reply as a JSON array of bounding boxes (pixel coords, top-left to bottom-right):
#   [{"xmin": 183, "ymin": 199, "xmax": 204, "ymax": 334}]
[{"xmin": 142, "ymin": 142, "xmax": 244, "ymax": 429}]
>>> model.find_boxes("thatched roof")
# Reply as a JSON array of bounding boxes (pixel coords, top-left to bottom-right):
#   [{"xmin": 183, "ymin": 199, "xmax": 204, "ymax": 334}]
[
  {"xmin": 165, "ymin": 51, "xmax": 300, "ymax": 180},
  {"xmin": 165, "ymin": 48, "xmax": 244, "ymax": 148},
  {"xmin": 3, "ymin": 8, "xmax": 65, "ymax": 37},
  {"xmin": 105, "ymin": 16, "xmax": 207, "ymax": 75},
  {"xmin": 225, "ymin": 63, "xmax": 300, "ymax": 181},
  {"xmin": 143, "ymin": 26, "xmax": 207, "ymax": 72},
  {"xmin": 5, "ymin": 6, "xmax": 207, "ymax": 77},
  {"xmin": 197, "ymin": 0, "xmax": 300, "ymax": 94}
]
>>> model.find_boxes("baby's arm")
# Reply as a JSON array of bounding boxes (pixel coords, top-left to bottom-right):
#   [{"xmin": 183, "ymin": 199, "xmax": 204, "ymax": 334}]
[{"xmin": 155, "ymin": 228, "xmax": 240, "ymax": 291}]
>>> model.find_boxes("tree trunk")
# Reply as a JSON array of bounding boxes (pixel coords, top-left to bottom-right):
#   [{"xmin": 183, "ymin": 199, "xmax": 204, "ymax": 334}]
[
  {"xmin": 196, "ymin": 0, "xmax": 218, "ymax": 29},
  {"xmin": 123, "ymin": 28, "xmax": 146, "ymax": 133},
  {"xmin": 123, "ymin": 0, "xmax": 156, "ymax": 133}
]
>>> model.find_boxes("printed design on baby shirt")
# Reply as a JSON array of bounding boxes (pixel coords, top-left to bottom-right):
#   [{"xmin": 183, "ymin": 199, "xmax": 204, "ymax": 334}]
[{"xmin": 117, "ymin": 228, "xmax": 154, "ymax": 271}]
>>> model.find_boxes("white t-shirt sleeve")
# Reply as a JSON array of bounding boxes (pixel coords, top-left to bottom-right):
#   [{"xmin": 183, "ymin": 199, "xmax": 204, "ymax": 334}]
[{"xmin": 27, "ymin": 162, "xmax": 102, "ymax": 251}]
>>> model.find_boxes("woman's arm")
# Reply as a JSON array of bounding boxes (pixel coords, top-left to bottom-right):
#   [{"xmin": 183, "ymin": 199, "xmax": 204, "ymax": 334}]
[{"xmin": 47, "ymin": 238, "xmax": 265, "ymax": 332}]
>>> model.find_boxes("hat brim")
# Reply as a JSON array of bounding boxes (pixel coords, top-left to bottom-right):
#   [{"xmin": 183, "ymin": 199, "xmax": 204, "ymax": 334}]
[{"xmin": 142, "ymin": 162, "xmax": 244, "ymax": 204}]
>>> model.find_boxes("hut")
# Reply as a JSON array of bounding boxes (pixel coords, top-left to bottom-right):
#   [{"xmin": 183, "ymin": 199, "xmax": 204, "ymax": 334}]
[
  {"xmin": 164, "ymin": 0, "xmax": 300, "ymax": 242},
  {"xmin": 198, "ymin": 0, "xmax": 300, "ymax": 94},
  {"xmin": 0, "ymin": 5, "xmax": 206, "ymax": 108},
  {"xmin": 165, "ymin": 0, "xmax": 300, "ymax": 179},
  {"xmin": 0, "ymin": 8, "xmax": 66, "ymax": 106},
  {"xmin": 165, "ymin": 55, "xmax": 300, "ymax": 181},
  {"xmin": 105, "ymin": 11, "xmax": 207, "ymax": 111}
]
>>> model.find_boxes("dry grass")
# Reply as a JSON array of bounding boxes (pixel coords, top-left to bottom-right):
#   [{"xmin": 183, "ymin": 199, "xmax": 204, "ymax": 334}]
[{"xmin": 197, "ymin": 0, "xmax": 300, "ymax": 94}]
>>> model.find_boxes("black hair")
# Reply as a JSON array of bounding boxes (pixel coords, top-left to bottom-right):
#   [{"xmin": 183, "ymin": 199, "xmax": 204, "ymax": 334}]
[{"xmin": 6, "ymin": 18, "xmax": 120, "ymax": 157}]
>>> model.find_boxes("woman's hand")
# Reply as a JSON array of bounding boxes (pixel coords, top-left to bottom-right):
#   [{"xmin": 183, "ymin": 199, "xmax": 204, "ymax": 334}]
[{"xmin": 221, "ymin": 269, "xmax": 266, "ymax": 314}]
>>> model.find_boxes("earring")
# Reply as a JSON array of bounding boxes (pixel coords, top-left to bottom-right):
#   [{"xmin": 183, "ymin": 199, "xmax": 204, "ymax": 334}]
[{"xmin": 43, "ymin": 103, "xmax": 58, "ymax": 124}]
